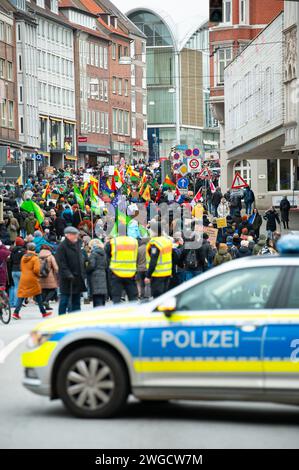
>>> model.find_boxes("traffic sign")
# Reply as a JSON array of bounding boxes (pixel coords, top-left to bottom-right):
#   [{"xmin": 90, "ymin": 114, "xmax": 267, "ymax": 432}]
[
  {"xmin": 198, "ymin": 167, "xmax": 213, "ymax": 180},
  {"xmin": 188, "ymin": 158, "xmax": 201, "ymax": 173},
  {"xmin": 173, "ymin": 153, "xmax": 181, "ymax": 160},
  {"xmin": 231, "ymin": 172, "xmax": 248, "ymax": 189},
  {"xmin": 193, "ymin": 148, "xmax": 200, "ymax": 157},
  {"xmin": 177, "ymin": 177, "xmax": 189, "ymax": 190},
  {"xmin": 176, "ymin": 144, "xmax": 188, "ymax": 151},
  {"xmin": 185, "ymin": 149, "xmax": 192, "ymax": 157},
  {"xmin": 178, "ymin": 164, "xmax": 188, "ymax": 176}
]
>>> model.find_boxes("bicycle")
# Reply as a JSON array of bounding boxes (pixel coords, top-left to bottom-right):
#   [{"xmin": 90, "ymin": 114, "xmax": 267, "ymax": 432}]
[{"xmin": 0, "ymin": 287, "xmax": 11, "ymax": 325}]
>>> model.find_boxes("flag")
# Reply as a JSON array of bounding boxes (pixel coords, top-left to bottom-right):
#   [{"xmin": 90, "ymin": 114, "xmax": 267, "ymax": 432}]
[
  {"xmin": 191, "ymin": 189, "xmax": 203, "ymax": 207},
  {"xmin": 73, "ymin": 185, "xmax": 85, "ymax": 211},
  {"xmin": 163, "ymin": 175, "xmax": 176, "ymax": 190},
  {"xmin": 155, "ymin": 188, "xmax": 162, "ymax": 202},
  {"xmin": 90, "ymin": 176, "xmax": 99, "ymax": 197},
  {"xmin": 21, "ymin": 200, "xmax": 45, "ymax": 225},
  {"xmin": 82, "ymin": 181, "xmax": 89, "ymax": 198},
  {"xmin": 175, "ymin": 188, "xmax": 184, "ymax": 204},
  {"xmin": 210, "ymin": 181, "xmax": 216, "ymax": 193},
  {"xmin": 139, "ymin": 172, "xmax": 147, "ymax": 195},
  {"xmin": 42, "ymin": 183, "xmax": 50, "ymax": 200},
  {"xmin": 127, "ymin": 165, "xmax": 139, "ymax": 178},
  {"xmin": 141, "ymin": 185, "xmax": 151, "ymax": 202}
]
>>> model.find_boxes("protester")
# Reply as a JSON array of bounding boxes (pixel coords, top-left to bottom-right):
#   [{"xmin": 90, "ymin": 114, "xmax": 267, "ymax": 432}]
[
  {"xmin": 39, "ymin": 245, "xmax": 59, "ymax": 311},
  {"xmin": 213, "ymin": 243, "xmax": 232, "ymax": 266},
  {"xmin": 280, "ymin": 196, "xmax": 291, "ymax": 230},
  {"xmin": 263, "ymin": 207, "xmax": 281, "ymax": 240},
  {"xmin": 86, "ymin": 239, "xmax": 108, "ymax": 307},
  {"xmin": 8, "ymin": 237, "xmax": 26, "ymax": 308}
]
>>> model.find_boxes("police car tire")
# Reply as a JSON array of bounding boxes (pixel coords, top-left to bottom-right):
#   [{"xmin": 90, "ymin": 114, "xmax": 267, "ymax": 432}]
[{"xmin": 57, "ymin": 346, "xmax": 129, "ymax": 419}]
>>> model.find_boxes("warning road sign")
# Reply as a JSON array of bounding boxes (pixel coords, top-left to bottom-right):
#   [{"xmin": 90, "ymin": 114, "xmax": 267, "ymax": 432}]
[{"xmin": 232, "ymin": 172, "xmax": 248, "ymax": 189}]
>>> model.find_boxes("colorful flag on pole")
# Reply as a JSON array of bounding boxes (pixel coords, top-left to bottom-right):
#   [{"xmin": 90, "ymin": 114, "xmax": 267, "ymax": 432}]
[
  {"xmin": 163, "ymin": 175, "xmax": 176, "ymax": 190},
  {"xmin": 41, "ymin": 183, "xmax": 51, "ymax": 200},
  {"xmin": 141, "ymin": 185, "xmax": 151, "ymax": 202},
  {"xmin": 73, "ymin": 185, "xmax": 85, "ymax": 211},
  {"xmin": 21, "ymin": 200, "xmax": 45, "ymax": 225}
]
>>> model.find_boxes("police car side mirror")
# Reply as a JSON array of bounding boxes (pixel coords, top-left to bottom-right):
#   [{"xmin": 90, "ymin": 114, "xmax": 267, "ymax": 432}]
[{"xmin": 156, "ymin": 297, "xmax": 177, "ymax": 318}]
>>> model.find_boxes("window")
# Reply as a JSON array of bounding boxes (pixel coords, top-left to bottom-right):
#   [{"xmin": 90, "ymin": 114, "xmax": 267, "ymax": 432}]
[
  {"xmin": 104, "ymin": 80, "xmax": 108, "ymax": 101},
  {"xmin": 6, "ymin": 25, "xmax": 12, "ymax": 44},
  {"xmin": 18, "ymin": 54, "xmax": 22, "ymax": 72},
  {"xmin": 124, "ymin": 111, "xmax": 129, "ymax": 135},
  {"xmin": 95, "ymin": 45, "xmax": 99, "ymax": 67},
  {"xmin": 217, "ymin": 47, "xmax": 232, "ymax": 85},
  {"xmin": 131, "ymin": 91, "xmax": 136, "ymax": 113},
  {"xmin": 176, "ymin": 267, "xmax": 282, "ymax": 312},
  {"xmin": 0, "ymin": 59, "xmax": 5, "ymax": 78},
  {"xmin": 233, "ymin": 160, "xmax": 251, "ymax": 187},
  {"xmin": 113, "ymin": 109, "xmax": 117, "ymax": 133},
  {"xmin": 268, "ymin": 159, "xmax": 293, "ymax": 192},
  {"xmin": 8, "ymin": 101, "xmax": 14, "ymax": 128},
  {"xmin": 99, "ymin": 46, "xmax": 103, "ymax": 68},
  {"xmin": 17, "ymin": 24, "xmax": 21, "ymax": 41},
  {"xmin": 240, "ymin": 0, "xmax": 249, "ymax": 24},
  {"xmin": 0, "ymin": 22, "xmax": 4, "ymax": 41},
  {"xmin": 90, "ymin": 43, "xmax": 94, "ymax": 66},
  {"xmin": 223, "ymin": 0, "xmax": 232, "ymax": 24},
  {"xmin": 143, "ymin": 120, "xmax": 147, "ymax": 141},
  {"xmin": 129, "ymin": 11, "xmax": 173, "ymax": 47},
  {"xmin": 130, "ymin": 41, "xmax": 135, "ymax": 59},
  {"xmin": 19, "ymin": 85, "xmax": 23, "ymax": 103},
  {"xmin": 131, "ymin": 64, "xmax": 136, "ymax": 86},
  {"xmin": 142, "ymin": 68, "xmax": 146, "ymax": 89},
  {"xmin": 1, "ymin": 99, "xmax": 7, "ymax": 127},
  {"xmin": 131, "ymin": 116, "xmax": 136, "ymax": 139},
  {"xmin": 50, "ymin": 0, "xmax": 58, "ymax": 14},
  {"xmin": 118, "ymin": 45, "xmax": 122, "ymax": 60},
  {"xmin": 286, "ymin": 268, "xmax": 299, "ymax": 308},
  {"xmin": 118, "ymin": 78, "xmax": 122, "ymax": 95},
  {"xmin": 112, "ymin": 77, "xmax": 116, "ymax": 94},
  {"xmin": 20, "ymin": 116, "xmax": 24, "ymax": 134},
  {"xmin": 123, "ymin": 46, "xmax": 128, "ymax": 57},
  {"xmin": 124, "ymin": 79, "xmax": 128, "ymax": 97},
  {"xmin": 112, "ymin": 43, "xmax": 116, "ymax": 60},
  {"xmin": 104, "ymin": 47, "xmax": 108, "ymax": 69},
  {"xmin": 92, "ymin": 111, "xmax": 96, "ymax": 133},
  {"xmin": 105, "ymin": 113, "xmax": 109, "ymax": 134},
  {"xmin": 100, "ymin": 80, "xmax": 104, "ymax": 101},
  {"xmin": 36, "ymin": 0, "xmax": 45, "ymax": 7},
  {"xmin": 142, "ymin": 94, "xmax": 147, "ymax": 115},
  {"xmin": 142, "ymin": 42, "xmax": 146, "ymax": 62},
  {"xmin": 101, "ymin": 112, "xmax": 105, "ymax": 134},
  {"xmin": 118, "ymin": 109, "xmax": 123, "ymax": 134}
]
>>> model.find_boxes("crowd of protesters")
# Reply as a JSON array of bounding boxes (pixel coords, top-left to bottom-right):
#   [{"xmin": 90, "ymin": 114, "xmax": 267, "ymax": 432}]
[{"xmin": 0, "ymin": 161, "xmax": 292, "ymax": 320}]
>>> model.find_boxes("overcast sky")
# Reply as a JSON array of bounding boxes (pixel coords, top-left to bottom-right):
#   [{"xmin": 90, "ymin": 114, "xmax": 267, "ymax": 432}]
[{"xmin": 113, "ymin": 0, "xmax": 209, "ymax": 26}]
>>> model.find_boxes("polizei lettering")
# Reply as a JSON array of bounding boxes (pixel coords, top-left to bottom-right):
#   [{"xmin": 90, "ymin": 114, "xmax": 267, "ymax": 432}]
[{"xmin": 161, "ymin": 329, "xmax": 239, "ymax": 349}]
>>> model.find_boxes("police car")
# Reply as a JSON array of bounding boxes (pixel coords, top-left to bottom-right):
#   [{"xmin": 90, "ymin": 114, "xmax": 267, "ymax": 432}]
[{"xmin": 22, "ymin": 235, "xmax": 299, "ymax": 418}]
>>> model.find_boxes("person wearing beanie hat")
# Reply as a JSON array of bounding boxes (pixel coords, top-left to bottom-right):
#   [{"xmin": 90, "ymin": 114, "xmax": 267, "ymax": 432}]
[
  {"xmin": 252, "ymin": 234, "xmax": 267, "ymax": 255},
  {"xmin": 238, "ymin": 239, "xmax": 251, "ymax": 258},
  {"xmin": 226, "ymin": 235, "xmax": 239, "ymax": 259},
  {"xmin": 15, "ymin": 237, "xmax": 25, "ymax": 247},
  {"xmin": 213, "ymin": 243, "xmax": 232, "ymax": 266}
]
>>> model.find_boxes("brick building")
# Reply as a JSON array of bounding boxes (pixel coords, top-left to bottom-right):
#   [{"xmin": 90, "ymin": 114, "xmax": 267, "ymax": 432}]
[
  {"xmin": 209, "ymin": 0, "xmax": 284, "ymax": 195},
  {"xmin": 0, "ymin": 0, "xmax": 21, "ymax": 167}
]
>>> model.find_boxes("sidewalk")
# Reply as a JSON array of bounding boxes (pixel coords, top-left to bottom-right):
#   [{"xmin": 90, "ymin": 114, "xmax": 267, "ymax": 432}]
[{"xmin": 260, "ymin": 209, "xmax": 299, "ymax": 235}]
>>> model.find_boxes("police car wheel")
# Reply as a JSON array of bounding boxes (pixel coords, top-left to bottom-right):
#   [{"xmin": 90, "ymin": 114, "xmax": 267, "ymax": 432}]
[{"xmin": 57, "ymin": 346, "xmax": 129, "ymax": 418}]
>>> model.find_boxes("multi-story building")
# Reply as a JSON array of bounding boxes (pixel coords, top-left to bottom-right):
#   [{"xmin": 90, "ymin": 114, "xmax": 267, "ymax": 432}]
[
  {"xmin": 60, "ymin": 0, "xmax": 111, "ymax": 168},
  {"xmin": 209, "ymin": 0, "xmax": 284, "ymax": 195},
  {"xmin": 26, "ymin": 0, "xmax": 77, "ymax": 170},
  {"xmin": 0, "ymin": 0, "xmax": 21, "ymax": 167},
  {"xmin": 127, "ymin": 8, "xmax": 219, "ymax": 160}
]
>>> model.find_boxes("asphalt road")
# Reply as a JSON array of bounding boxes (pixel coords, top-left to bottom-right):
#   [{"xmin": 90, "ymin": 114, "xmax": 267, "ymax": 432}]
[{"xmin": 1, "ymin": 304, "xmax": 299, "ymax": 449}]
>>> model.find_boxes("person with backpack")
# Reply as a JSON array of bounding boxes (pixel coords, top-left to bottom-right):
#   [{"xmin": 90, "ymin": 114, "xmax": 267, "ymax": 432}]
[
  {"xmin": 181, "ymin": 244, "xmax": 203, "ymax": 282},
  {"xmin": 12, "ymin": 243, "xmax": 51, "ymax": 320},
  {"xmin": 8, "ymin": 237, "xmax": 26, "ymax": 308},
  {"xmin": 39, "ymin": 245, "xmax": 59, "ymax": 311},
  {"xmin": 213, "ymin": 243, "xmax": 232, "ymax": 266},
  {"xmin": 244, "ymin": 187, "xmax": 255, "ymax": 215}
]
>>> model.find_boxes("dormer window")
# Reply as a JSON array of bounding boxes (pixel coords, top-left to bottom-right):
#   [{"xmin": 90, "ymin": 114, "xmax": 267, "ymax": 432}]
[{"xmin": 50, "ymin": 0, "xmax": 59, "ymax": 15}]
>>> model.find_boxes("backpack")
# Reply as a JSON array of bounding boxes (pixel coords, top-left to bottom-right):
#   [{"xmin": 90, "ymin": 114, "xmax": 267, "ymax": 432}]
[
  {"xmin": 40, "ymin": 257, "xmax": 50, "ymax": 278},
  {"xmin": 185, "ymin": 250, "xmax": 199, "ymax": 270}
]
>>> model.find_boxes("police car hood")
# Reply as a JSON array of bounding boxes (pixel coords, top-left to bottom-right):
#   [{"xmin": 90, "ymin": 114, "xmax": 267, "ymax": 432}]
[{"xmin": 32, "ymin": 303, "xmax": 149, "ymax": 334}]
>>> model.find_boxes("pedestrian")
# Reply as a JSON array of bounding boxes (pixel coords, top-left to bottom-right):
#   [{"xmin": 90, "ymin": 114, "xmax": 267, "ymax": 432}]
[
  {"xmin": 56, "ymin": 227, "xmax": 86, "ymax": 315},
  {"xmin": 6, "ymin": 211, "xmax": 20, "ymax": 243},
  {"xmin": 86, "ymin": 239, "xmax": 108, "ymax": 308},
  {"xmin": 0, "ymin": 241, "xmax": 10, "ymax": 289},
  {"xmin": 145, "ymin": 221, "xmax": 173, "ymax": 298},
  {"xmin": 12, "ymin": 243, "xmax": 50, "ymax": 320},
  {"xmin": 8, "ymin": 237, "xmax": 26, "ymax": 308},
  {"xmin": 213, "ymin": 243, "xmax": 232, "ymax": 266},
  {"xmin": 217, "ymin": 197, "xmax": 230, "ymax": 218},
  {"xmin": 263, "ymin": 207, "xmax": 280, "ymax": 239},
  {"xmin": 211, "ymin": 188, "xmax": 222, "ymax": 217},
  {"xmin": 226, "ymin": 235, "xmax": 239, "ymax": 259},
  {"xmin": 244, "ymin": 187, "xmax": 255, "ymax": 215},
  {"xmin": 24, "ymin": 212, "xmax": 37, "ymax": 236},
  {"xmin": 249, "ymin": 208, "xmax": 263, "ymax": 239},
  {"xmin": 252, "ymin": 234, "xmax": 267, "ymax": 255},
  {"xmin": 238, "ymin": 240, "xmax": 251, "ymax": 258},
  {"xmin": 105, "ymin": 235, "xmax": 138, "ymax": 304},
  {"xmin": 39, "ymin": 245, "xmax": 59, "ymax": 311},
  {"xmin": 280, "ymin": 196, "xmax": 291, "ymax": 230},
  {"xmin": 136, "ymin": 238, "xmax": 150, "ymax": 299}
]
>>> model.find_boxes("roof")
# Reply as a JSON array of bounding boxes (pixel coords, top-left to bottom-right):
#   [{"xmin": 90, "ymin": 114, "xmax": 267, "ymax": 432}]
[
  {"xmin": 59, "ymin": 0, "xmax": 96, "ymax": 16},
  {"xmin": 126, "ymin": 5, "xmax": 207, "ymax": 52},
  {"xmin": 79, "ymin": 0, "xmax": 130, "ymax": 39},
  {"xmin": 98, "ymin": 0, "xmax": 146, "ymax": 38}
]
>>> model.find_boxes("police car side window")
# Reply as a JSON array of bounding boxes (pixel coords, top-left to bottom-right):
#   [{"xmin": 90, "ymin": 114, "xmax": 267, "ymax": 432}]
[
  {"xmin": 286, "ymin": 268, "xmax": 299, "ymax": 308},
  {"xmin": 176, "ymin": 267, "xmax": 282, "ymax": 311}
]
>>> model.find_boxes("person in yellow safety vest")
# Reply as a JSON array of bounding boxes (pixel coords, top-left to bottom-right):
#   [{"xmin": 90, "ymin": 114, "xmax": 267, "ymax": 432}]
[
  {"xmin": 144, "ymin": 222, "xmax": 173, "ymax": 299},
  {"xmin": 105, "ymin": 236, "xmax": 139, "ymax": 304}
]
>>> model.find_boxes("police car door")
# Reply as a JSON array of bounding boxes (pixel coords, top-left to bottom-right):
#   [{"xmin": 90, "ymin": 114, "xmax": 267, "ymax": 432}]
[
  {"xmin": 263, "ymin": 266, "xmax": 299, "ymax": 392},
  {"xmin": 139, "ymin": 266, "xmax": 283, "ymax": 393}
]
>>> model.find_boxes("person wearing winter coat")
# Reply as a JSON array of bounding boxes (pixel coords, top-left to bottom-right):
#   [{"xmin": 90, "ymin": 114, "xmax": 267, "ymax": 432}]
[
  {"xmin": 39, "ymin": 245, "xmax": 59, "ymax": 311},
  {"xmin": 280, "ymin": 196, "xmax": 291, "ymax": 229},
  {"xmin": 6, "ymin": 211, "xmax": 19, "ymax": 243},
  {"xmin": 12, "ymin": 243, "xmax": 50, "ymax": 320},
  {"xmin": 252, "ymin": 234, "xmax": 267, "ymax": 255},
  {"xmin": 211, "ymin": 188, "xmax": 222, "ymax": 217},
  {"xmin": 136, "ymin": 238, "xmax": 150, "ymax": 299},
  {"xmin": 55, "ymin": 227, "xmax": 86, "ymax": 315},
  {"xmin": 213, "ymin": 243, "xmax": 232, "ymax": 266},
  {"xmin": 0, "ymin": 241, "xmax": 10, "ymax": 289},
  {"xmin": 244, "ymin": 187, "xmax": 255, "ymax": 215},
  {"xmin": 226, "ymin": 236, "xmax": 239, "ymax": 259},
  {"xmin": 8, "ymin": 237, "xmax": 26, "ymax": 308},
  {"xmin": 217, "ymin": 198, "xmax": 230, "ymax": 218},
  {"xmin": 263, "ymin": 207, "xmax": 280, "ymax": 239},
  {"xmin": 238, "ymin": 240, "xmax": 251, "ymax": 258},
  {"xmin": 24, "ymin": 212, "xmax": 37, "ymax": 235},
  {"xmin": 33, "ymin": 230, "xmax": 54, "ymax": 254},
  {"xmin": 249, "ymin": 209, "xmax": 263, "ymax": 238},
  {"xmin": 86, "ymin": 239, "xmax": 108, "ymax": 307}
]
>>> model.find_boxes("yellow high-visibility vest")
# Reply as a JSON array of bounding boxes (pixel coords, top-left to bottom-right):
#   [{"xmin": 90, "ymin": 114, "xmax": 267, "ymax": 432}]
[
  {"xmin": 146, "ymin": 236, "xmax": 172, "ymax": 278},
  {"xmin": 110, "ymin": 236, "xmax": 138, "ymax": 278}
]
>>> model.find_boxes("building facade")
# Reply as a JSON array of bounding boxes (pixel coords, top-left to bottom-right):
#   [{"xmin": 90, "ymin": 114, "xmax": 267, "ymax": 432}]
[
  {"xmin": 209, "ymin": 0, "xmax": 284, "ymax": 202},
  {"xmin": 0, "ymin": 1, "xmax": 20, "ymax": 168},
  {"xmin": 128, "ymin": 9, "xmax": 219, "ymax": 161}
]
